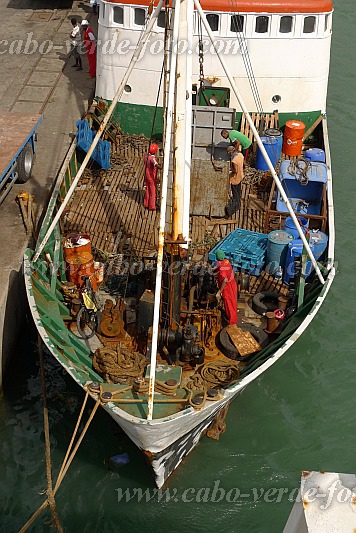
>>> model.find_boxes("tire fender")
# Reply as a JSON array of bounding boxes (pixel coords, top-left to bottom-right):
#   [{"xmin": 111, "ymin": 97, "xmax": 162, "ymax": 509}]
[{"xmin": 251, "ymin": 291, "xmax": 280, "ymax": 316}]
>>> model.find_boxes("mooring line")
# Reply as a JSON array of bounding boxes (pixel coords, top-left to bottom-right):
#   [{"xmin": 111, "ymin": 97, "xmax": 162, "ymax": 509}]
[{"xmin": 19, "ymin": 345, "xmax": 100, "ymax": 533}]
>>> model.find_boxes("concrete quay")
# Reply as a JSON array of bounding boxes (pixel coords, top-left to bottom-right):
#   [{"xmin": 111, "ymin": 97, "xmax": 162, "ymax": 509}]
[{"xmin": 0, "ymin": 0, "xmax": 98, "ymax": 387}]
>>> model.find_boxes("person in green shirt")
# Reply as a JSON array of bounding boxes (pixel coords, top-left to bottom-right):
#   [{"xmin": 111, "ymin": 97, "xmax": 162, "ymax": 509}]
[{"xmin": 221, "ymin": 129, "xmax": 252, "ymax": 159}]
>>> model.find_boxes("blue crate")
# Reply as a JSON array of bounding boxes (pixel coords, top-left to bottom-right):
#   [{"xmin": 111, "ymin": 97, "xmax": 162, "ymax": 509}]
[
  {"xmin": 209, "ymin": 228, "xmax": 268, "ymax": 276},
  {"xmin": 76, "ymin": 119, "xmax": 111, "ymax": 170}
]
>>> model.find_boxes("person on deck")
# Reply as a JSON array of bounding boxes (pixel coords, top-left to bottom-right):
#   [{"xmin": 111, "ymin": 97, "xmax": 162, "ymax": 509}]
[
  {"xmin": 69, "ymin": 18, "xmax": 82, "ymax": 70},
  {"xmin": 225, "ymin": 145, "xmax": 244, "ymax": 218},
  {"xmin": 81, "ymin": 20, "xmax": 96, "ymax": 78},
  {"xmin": 221, "ymin": 129, "xmax": 252, "ymax": 159},
  {"xmin": 144, "ymin": 144, "xmax": 161, "ymax": 211},
  {"xmin": 214, "ymin": 250, "xmax": 238, "ymax": 325}
]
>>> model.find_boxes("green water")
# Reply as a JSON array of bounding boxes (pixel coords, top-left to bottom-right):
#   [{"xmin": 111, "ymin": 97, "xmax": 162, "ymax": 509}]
[{"xmin": 1, "ymin": 1, "xmax": 355, "ymax": 531}]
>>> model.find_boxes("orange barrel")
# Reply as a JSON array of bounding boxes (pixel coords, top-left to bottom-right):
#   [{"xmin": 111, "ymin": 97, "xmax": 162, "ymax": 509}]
[
  {"xmin": 282, "ymin": 120, "xmax": 305, "ymax": 157},
  {"xmin": 63, "ymin": 234, "xmax": 92, "ymax": 261},
  {"xmin": 65, "ymin": 251, "xmax": 97, "ymax": 290}
]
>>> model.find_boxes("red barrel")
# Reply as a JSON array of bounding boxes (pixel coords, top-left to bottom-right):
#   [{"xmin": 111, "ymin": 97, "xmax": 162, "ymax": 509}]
[
  {"xmin": 65, "ymin": 251, "xmax": 97, "ymax": 290},
  {"xmin": 282, "ymin": 120, "xmax": 305, "ymax": 157}
]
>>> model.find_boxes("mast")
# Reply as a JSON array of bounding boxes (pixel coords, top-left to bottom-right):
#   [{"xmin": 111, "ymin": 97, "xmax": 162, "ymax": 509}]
[
  {"xmin": 147, "ymin": 0, "xmax": 182, "ymax": 421},
  {"xmin": 173, "ymin": 0, "xmax": 192, "ymax": 243}
]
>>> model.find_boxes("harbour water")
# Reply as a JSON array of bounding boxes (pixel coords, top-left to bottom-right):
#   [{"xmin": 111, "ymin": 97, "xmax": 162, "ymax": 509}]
[{"xmin": 0, "ymin": 0, "xmax": 355, "ymax": 530}]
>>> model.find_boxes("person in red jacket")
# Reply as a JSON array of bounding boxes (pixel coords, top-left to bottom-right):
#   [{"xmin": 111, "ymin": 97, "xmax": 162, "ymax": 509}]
[
  {"xmin": 81, "ymin": 20, "xmax": 96, "ymax": 78},
  {"xmin": 214, "ymin": 250, "xmax": 238, "ymax": 325},
  {"xmin": 144, "ymin": 144, "xmax": 161, "ymax": 211}
]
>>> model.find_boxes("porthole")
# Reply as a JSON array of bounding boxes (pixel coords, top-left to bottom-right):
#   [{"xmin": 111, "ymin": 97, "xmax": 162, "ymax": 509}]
[
  {"xmin": 272, "ymin": 94, "xmax": 281, "ymax": 103},
  {"xmin": 124, "ymin": 85, "xmax": 132, "ymax": 93}
]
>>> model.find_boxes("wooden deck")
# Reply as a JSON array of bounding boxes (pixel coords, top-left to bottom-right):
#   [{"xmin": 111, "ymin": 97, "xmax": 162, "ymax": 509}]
[{"xmin": 64, "ymin": 142, "xmax": 160, "ymax": 259}]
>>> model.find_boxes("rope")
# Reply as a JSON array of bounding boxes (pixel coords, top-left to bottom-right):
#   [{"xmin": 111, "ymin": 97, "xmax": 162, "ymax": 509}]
[
  {"xmin": 19, "ymin": 391, "xmax": 100, "ymax": 532},
  {"xmin": 132, "ymin": 377, "xmax": 179, "ymax": 396},
  {"xmin": 187, "ymin": 360, "xmax": 241, "ymax": 391},
  {"xmin": 38, "ymin": 337, "xmax": 63, "ymax": 532},
  {"xmin": 287, "ymin": 157, "xmax": 311, "ymax": 186},
  {"xmin": 92, "ymin": 344, "xmax": 147, "ymax": 384}
]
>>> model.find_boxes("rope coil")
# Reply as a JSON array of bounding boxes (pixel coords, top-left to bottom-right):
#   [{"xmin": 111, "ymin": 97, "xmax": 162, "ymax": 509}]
[{"xmin": 92, "ymin": 344, "xmax": 147, "ymax": 384}]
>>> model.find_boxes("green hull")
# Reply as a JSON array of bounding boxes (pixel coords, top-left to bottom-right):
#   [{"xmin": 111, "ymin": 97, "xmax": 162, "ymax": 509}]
[{"xmin": 99, "ymin": 98, "xmax": 322, "ymax": 139}]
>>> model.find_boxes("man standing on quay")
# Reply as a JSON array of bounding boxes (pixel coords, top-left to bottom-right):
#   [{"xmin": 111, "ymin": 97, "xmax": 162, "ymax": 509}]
[
  {"xmin": 81, "ymin": 20, "xmax": 96, "ymax": 78},
  {"xmin": 69, "ymin": 18, "xmax": 82, "ymax": 70}
]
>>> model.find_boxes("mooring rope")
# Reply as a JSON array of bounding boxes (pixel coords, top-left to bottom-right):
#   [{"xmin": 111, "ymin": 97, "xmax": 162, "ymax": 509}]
[
  {"xmin": 19, "ymin": 386, "xmax": 100, "ymax": 532},
  {"xmin": 38, "ymin": 337, "xmax": 63, "ymax": 533}
]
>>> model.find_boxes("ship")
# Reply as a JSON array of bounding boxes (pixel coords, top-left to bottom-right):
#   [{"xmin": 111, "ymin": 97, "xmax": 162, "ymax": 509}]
[{"xmin": 24, "ymin": 0, "xmax": 335, "ymax": 488}]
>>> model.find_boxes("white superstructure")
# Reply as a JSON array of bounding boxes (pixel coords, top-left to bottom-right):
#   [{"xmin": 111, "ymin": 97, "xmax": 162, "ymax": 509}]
[{"xmin": 96, "ymin": 0, "xmax": 333, "ymax": 114}]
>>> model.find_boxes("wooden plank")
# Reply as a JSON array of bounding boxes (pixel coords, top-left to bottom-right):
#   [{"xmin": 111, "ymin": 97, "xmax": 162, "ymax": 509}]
[
  {"xmin": 226, "ymin": 325, "xmax": 261, "ymax": 356},
  {"xmin": 302, "ymin": 115, "xmax": 323, "ymax": 142}
]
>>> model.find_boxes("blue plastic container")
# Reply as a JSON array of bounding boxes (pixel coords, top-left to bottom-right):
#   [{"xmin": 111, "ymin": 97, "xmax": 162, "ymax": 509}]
[
  {"xmin": 284, "ymin": 239, "xmax": 314, "ymax": 284},
  {"xmin": 265, "ymin": 128, "xmax": 283, "ymax": 154},
  {"xmin": 276, "ymin": 161, "xmax": 328, "ymax": 215},
  {"xmin": 283, "ymin": 216, "xmax": 309, "ymax": 240},
  {"xmin": 266, "ymin": 230, "xmax": 294, "ymax": 275},
  {"xmin": 255, "ymin": 136, "xmax": 280, "ymax": 171},
  {"xmin": 283, "ymin": 231, "xmax": 328, "ymax": 284},
  {"xmin": 309, "ymin": 230, "xmax": 328, "ymax": 258},
  {"xmin": 209, "ymin": 228, "xmax": 268, "ymax": 276},
  {"xmin": 305, "ymin": 148, "xmax": 326, "ymax": 163}
]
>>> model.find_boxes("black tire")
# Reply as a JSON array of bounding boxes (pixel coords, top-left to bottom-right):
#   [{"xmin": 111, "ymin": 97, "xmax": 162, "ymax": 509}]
[
  {"xmin": 219, "ymin": 324, "xmax": 269, "ymax": 360},
  {"xmin": 17, "ymin": 142, "xmax": 34, "ymax": 183},
  {"xmin": 76, "ymin": 307, "xmax": 98, "ymax": 339},
  {"xmin": 251, "ymin": 291, "xmax": 280, "ymax": 316}
]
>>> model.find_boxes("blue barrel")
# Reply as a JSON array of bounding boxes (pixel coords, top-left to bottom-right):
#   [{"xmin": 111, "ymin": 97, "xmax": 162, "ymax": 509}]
[
  {"xmin": 283, "ymin": 216, "xmax": 309, "ymax": 240},
  {"xmin": 266, "ymin": 230, "xmax": 294, "ymax": 275},
  {"xmin": 283, "ymin": 233, "xmax": 328, "ymax": 285},
  {"xmin": 265, "ymin": 128, "xmax": 283, "ymax": 154},
  {"xmin": 304, "ymin": 148, "xmax": 326, "ymax": 163},
  {"xmin": 284, "ymin": 239, "xmax": 314, "ymax": 285},
  {"xmin": 255, "ymin": 136, "xmax": 280, "ymax": 171},
  {"xmin": 309, "ymin": 230, "xmax": 328, "ymax": 258}
]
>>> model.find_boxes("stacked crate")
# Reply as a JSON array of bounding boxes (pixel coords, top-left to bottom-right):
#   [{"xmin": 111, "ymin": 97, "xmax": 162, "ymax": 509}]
[{"xmin": 209, "ymin": 228, "xmax": 268, "ymax": 276}]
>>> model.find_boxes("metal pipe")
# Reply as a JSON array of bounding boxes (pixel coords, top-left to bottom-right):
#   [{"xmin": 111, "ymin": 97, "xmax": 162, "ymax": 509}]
[
  {"xmin": 147, "ymin": 0, "xmax": 181, "ymax": 421},
  {"xmin": 33, "ymin": 0, "xmax": 165, "ymax": 263},
  {"xmin": 193, "ymin": 0, "xmax": 325, "ymax": 286}
]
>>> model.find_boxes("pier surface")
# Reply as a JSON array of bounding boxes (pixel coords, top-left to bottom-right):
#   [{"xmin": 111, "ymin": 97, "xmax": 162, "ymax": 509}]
[{"xmin": 0, "ymin": 0, "xmax": 97, "ymax": 387}]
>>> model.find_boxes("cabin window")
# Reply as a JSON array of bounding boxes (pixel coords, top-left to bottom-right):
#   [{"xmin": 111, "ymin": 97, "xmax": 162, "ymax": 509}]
[
  {"xmin": 207, "ymin": 14, "xmax": 219, "ymax": 32},
  {"xmin": 255, "ymin": 16, "xmax": 269, "ymax": 34},
  {"xmin": 303, "ymin": 16, "xmax": 316, "ymax": 33},
  {"xmin": 134, "ymin": 8, "xmax": 146, "ymax": 26},
  {"xmin": 279, "ymin": 16, "xmax": 293, "ymax": 34},
  {"xmin": 230, "ymin": 14, "xmax": 244, "ymax": 33},
  {"xmin": 113, "ymin": 6, "xmax": 123, "ymax": 25},
  {"xmin": 324, "ymin": 14, "xmax": 330, "ymax": 32},
  {"xmin": 157, "ymin": 10, "xmax": 166, "ymax": 28}
]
